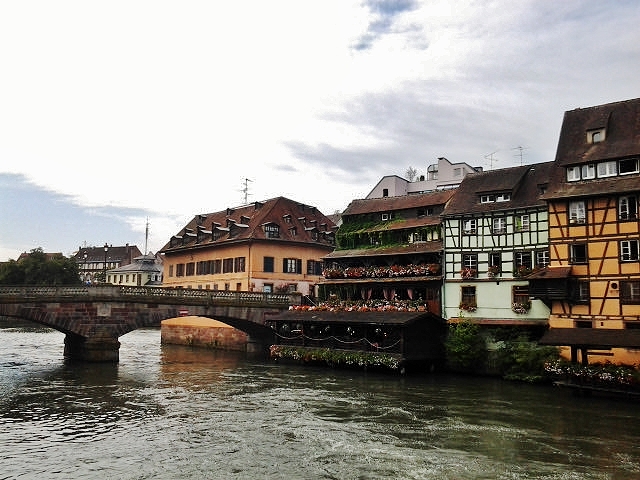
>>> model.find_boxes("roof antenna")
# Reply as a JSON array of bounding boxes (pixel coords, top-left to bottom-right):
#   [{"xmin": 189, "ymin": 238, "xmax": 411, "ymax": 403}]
[
  {"xmin": 512, "ymin": 146, "xmax": 528, "ymax": 165},
  {"xmin": 144, "ymin": 217, "xmax": 149, "ymax": 254},
  {"xmin": 241, "ymin": 178, "xmax": 253, "ymax": 204},
  {"xmin": 484, "ymin": 151, "xmax": 498, "ymax": 170}
]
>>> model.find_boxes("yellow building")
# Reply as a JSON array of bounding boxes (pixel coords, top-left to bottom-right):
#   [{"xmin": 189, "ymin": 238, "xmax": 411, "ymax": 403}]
[
  {"xmin": 533, "ymin": 98, "xmax": 640, "ymax": 364},
  {"xmin": 159, "ymin": 197, "xmax": 336, "ymax": 297}
]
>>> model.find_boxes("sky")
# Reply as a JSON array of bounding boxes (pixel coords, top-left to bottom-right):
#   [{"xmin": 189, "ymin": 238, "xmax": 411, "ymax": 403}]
[{"xmin": 1, "ymin": 0, "xmax": 639, "ymax": 261}]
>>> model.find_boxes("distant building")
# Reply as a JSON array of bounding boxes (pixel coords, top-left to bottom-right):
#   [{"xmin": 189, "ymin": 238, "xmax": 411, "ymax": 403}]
[
  {"xmin": 366, "ymin": 157, "xmax": 482, "ymax": 199},
  {"xmin": 159, "ymin": 197, "xmax": 337, "ymax": 297},
  {"xmin": 72, "ymin": 244, "xmax": 143, "ymax": 284},
  {"xmin": 107, "ymin": 253, "xmax": 163, "ymax": 286}
]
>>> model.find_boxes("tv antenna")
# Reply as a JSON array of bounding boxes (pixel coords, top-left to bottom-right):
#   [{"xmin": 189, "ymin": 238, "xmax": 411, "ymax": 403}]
[
  {"xmin": 241, "ymin": 178, "xmax": 253, "ymax": 204},
  {"xmin": 484, "ymin": 151, "xmax": 499, "ymax": 170},
  {"xmin": 512, "ymin": 146, "xmax": 528, "ymax": 165}
]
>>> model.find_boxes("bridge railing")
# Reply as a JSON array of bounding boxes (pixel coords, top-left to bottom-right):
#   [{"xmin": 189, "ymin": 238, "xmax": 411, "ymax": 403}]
[{"xmin": 0, "ymin": 286, "xmax": 299, "ymax": 307}]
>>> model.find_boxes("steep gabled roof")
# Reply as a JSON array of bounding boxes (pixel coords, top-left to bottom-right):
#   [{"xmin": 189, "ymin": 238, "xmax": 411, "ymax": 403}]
[
  {"xmin": 160, "ymin": 197, "xmax": 337, "ymax": 253},
  {"xmin": 342, "ymin": 190, "xmax": 456, "ymax": 216},
  {"xmin": 442, "ymin": 161, "xmax": 557, "ymax": 215},
  {"xmin": 555, "ymin": 97, "xmax": 640, "ymax": 167}
]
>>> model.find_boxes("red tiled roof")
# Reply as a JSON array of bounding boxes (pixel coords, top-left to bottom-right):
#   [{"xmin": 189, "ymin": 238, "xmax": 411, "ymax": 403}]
[
  {"xmin": 325, "ymin": 241, "xmax": 442, "ymax": 259},
  {"xmin": 160, "ymin": 197, "xmax": 337, "ymax": 253}
]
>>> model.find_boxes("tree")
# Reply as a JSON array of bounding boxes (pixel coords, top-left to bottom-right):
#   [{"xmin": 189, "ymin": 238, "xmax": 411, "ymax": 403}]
[
  {"xmin": 405, "ymin": 166, "xmax": 418, "ymax": 182},
  {"xmin": 0, "ymin": 248, "xmax": 81, "ymax": 286},
  {"xmin": 445, "ymin": 320, "xmax": 487, "ymax": 372}
]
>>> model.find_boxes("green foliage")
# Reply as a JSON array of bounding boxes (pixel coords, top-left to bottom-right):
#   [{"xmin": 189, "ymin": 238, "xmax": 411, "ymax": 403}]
[
  {"xmin": 0, "ymin": 248, "xmax": 81, "ymax": 286},
  {"xmin": 445, "ymin": 321, "xmax": 487, "ymax": 372},
  {"xmin": 495, "ymin": 336, "xmax": 559, "ymax": 383}
]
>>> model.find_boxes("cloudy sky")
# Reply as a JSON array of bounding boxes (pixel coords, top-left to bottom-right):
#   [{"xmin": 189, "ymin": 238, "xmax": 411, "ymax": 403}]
[{"xmin": 1, "ymin": 0, "xmax": 639, "ymax": 261}]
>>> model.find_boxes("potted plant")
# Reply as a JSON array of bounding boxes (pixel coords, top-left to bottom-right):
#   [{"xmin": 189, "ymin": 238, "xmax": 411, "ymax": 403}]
[{"xmin": 487, "ymin": 265, "xmax": 500, "ymax": 278}]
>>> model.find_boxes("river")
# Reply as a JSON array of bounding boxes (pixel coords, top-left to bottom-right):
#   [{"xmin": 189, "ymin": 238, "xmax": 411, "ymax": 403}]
[{"xmin": 1, "ymin": 326, "xmax": 640, "ymax": 480}]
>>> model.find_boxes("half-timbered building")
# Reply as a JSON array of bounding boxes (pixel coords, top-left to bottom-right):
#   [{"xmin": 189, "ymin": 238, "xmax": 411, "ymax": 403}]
[
  {"xmin": 441, "ymin": 162, "xmax": 555, "ymax": 325},
  {"xmin": 534, "ymin": 98, "xmax": 640, "ymax": 364}
]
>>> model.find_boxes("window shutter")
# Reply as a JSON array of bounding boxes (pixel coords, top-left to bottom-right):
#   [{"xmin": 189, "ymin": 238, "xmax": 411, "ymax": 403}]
[
  {"xmin": 283, "ymin": 258, "xmax": 288, "ymax": 273},
  {"xmin": 296, "ymin": 259, "xmax": 302, "ymax": 274}
]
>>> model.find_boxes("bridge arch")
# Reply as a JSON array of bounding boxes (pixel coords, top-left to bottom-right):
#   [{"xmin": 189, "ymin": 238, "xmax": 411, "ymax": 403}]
[{"xmin": 0, "ymin": 286, "xmax": 295, "ymax": 362}]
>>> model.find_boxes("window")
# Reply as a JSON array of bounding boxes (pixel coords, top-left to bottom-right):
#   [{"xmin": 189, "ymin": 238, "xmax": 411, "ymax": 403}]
[
  {"xmin": 489, "ymin": 252, "xmax": 502, "ymax": 269},
  {"xmin": 570, "ymin": 244, "xmax": 588, "ymax": 264},
  {"xmin": 223, "ymin": 258, "xmax": 234, "ymax": 273},
  {"xmin": 382, "ymin": 188, "xmax": 389, "ymax": 197},
  {"xmin": 536, "ymin": 250, "xmax": 550, "ymax": 268},
  {"xmin": 185, "ymin": 263, "xmax": 195, "ymax": 276},
  {"xmin": 462, "ymin": 253, "xmax": 478, "ymax": 270},
  {"xmin": 176, "ymin": 264, "xmax": 185, "ymax": 277},
  {"xmin": 513, "ymin": 285, "xmax": 529, "ymax": 305},
  {"xmin": 382, "ymin": 213, "xmax": 390, "ymax": 221},
  {"xmin": 307, "ymin": 260, "xmax": 323, "ymax": 275},
  {"xmin": 311, "ymin": 231, "xmax": 318, "ymax": 241},
  {"xmin": 265, "ymin": 224, "xmax": 280, "ymax": 238},
  {"xmin": 597, "ymin": 160, "xmax": 617, "ymax": 178},
  {"xmin": 263, "ymin": 256, "xmax": 274, "ymax": 273},
  {"xmin": 481, "ymin": 195, "xmax": 495, "ymax": 203},
  {"xmin": 621, "ymin": 281, "xmax": 640, "ymax": 304},
  {"xmin": 569, "ymin": 201, "xmax": 586, "ymax": 224},
  {"xmin": 515, "ymin": 214, "xmax": 530, "ymax": 232},
  {"xmin": 515, "ymin": 251, "xmax": 533, "ymax": 269},
  {"xmin": 283, "ymin": 258, "xmax": 302, "ymax": 274},
  {"xmin": 619, "ymin": 195, "xmax": 638, "ymax": 220},
  {"xmin": 492, "ymin": 217, "xmax": 506, "ymax": 234},
  {"xmin": 460, "ymin": 286, "xmax": 476, "ymax": 307},
  {"xmin": 620, "ymin": 240, "xmax": 640, "ymax": 261},
  {"xmin": 213, "ymin": 259, "xmax": 222, "ymax": 274},
  {"xmin": 567, "ymin": 166, "xmax": 581, "ymax": 182},
  {"xmin": 571, "ymin": 281, "xmax": 590, "ymax": 303},
  {"xmin": 234, "ymin": 257, "xmax": 246, "ymax": 272},
  {"xmin": 417, "ymin": 207, "xmax": 434, "ymax": 217},
  {"xmin": 496, "ymin": 193, "xmax": 511, "ymax": 202},
  {"xmin": 588, "ymin": 129, "xmax": 605, "ymax": 143},
  {"xmin": 581, "ymin": 164, "xmax": 596, "ymax": 179},
  {"xmin": 462, "ymin": 218, "xmax": 477, "ymax": 234},
  {"xmin": 169, "ymin": 265, "xmax": 174, "ymax": 277},
  {"xmin": 212, "ymin": 228, "xmax": 225, "ymax": 241},
  {"xmin": 619, "ymin": 157, "xmax": 639, "ymax": 175}
]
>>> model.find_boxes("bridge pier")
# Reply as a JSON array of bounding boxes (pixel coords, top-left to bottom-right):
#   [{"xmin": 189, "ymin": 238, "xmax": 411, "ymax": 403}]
[{"xmin": 64, "ymin": 332, "xmax": 121, "ymax": 362}]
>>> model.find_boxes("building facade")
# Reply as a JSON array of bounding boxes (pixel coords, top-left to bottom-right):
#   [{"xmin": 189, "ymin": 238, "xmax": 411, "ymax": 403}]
[
  {"xmin": 441, "ymin": 163, "xmax": 555, "ymax": 325},
  {"xmin": 107, "ymin": 253, "xmax": 163, "ymax": 286},
  {"xmin": 159, "ymin": 197, "xmax": 336, "ymax": 297},
  {"xmin": 73, "ymin": 244, "xmax": 142, "ymax": 284},
  {"xmin": 320, "ymin": 190, "xmax": 456, "ymax": 314},
  {"xmin": 534, "ymin": 98, "xmax": 640, "ymax": 364}
]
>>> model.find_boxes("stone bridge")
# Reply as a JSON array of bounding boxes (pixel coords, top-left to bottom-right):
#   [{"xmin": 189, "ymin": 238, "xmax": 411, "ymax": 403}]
[{"xmin": 0, "ymin": 286, "xmax": 298, "ymax": 362}]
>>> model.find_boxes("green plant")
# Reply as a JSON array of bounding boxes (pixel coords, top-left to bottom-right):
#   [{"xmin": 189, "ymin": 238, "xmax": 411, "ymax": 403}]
[
  {"xmin": 445, "ymin": 321, "xmax": 487, "ymax": 372},
  {"xmin": 495, "ymin": 336, "xmax": 559, "ymax": 382}
]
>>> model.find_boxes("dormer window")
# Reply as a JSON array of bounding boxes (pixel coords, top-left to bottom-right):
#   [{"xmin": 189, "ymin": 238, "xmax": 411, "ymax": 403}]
[
  {"xmin": 587, "ymin": 129, "xmax": 605, "ymax": 144},
  {"xmin": 264, "ymin": 223, "xmax": 280, "ymax": 238},
  {"xmin": 480, "ymin": 193, "xmax": 510, "ymax": 204},
  {"xmin": 283, "ymin": 214, "xmax": 292, "ymax": 224}
]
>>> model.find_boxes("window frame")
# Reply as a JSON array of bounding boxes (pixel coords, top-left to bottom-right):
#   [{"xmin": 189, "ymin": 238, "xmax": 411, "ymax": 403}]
[
  {"xmin": 515, "ymin": 214, "xmax": 530, "ymax": 232},
  {"xmin": 460, "ymin": 286, "xmax": 477, "ymax": 308},
  {"xmin": 619, "ymin": 195, "xmax": 638, "ymax": 221},
  {"xmin": 568, "ymin": 200, "xmax": 586, "ymax": 224},
  {"xmin": 621, "ymin": 281, "xmax": 640, "ymax": 304},
  {"xmin": 620, "ymin": 240, "xmax": 640, "ymax": 262},
  {"xmin": 570, "ymin": 243, "xmax": 588, "ymax": 264},
  {"xmin": 462, "ymin": 218, "xmax": 477, "ymax": 235},
  {"xmin": 619, "ymin": 157, "xmax": 639, "ymax": 175},
  {"xmin": 492, "ymin": 217, "xmax": 506, "ymax": 235}
]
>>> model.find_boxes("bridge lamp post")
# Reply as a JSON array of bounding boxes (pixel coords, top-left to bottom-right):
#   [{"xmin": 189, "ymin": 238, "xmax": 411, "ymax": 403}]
[{"xmin": 103, "ymin": 243, "xmax": 109, "ymax": 284}]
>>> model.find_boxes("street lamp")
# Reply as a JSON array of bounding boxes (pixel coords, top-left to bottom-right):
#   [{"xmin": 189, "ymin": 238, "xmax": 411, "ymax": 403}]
[{"xmin": 103, "ymin": 243, "xmax": 109, "ymax": 284}]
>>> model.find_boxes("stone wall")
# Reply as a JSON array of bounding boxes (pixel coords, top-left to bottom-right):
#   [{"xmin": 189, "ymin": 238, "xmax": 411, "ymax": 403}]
[{"xmin": 161, "ymin": 316, "xmax": 248, "ymax": 351}]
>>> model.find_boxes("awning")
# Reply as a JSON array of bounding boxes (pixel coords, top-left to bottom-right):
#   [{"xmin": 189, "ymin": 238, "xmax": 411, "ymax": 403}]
[
  {"xmin": 540, "ymin": 328, "xmax": 640, "ymax": 349},
  {"xmin": 527, "ymin": 266, "xmax": 572, "ymax": 280}
]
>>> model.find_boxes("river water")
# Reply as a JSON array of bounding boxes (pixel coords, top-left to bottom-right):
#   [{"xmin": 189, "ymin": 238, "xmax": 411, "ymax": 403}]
[{"xmin": 1, "ymin": 326, "xmax": 640, "ymax": 480}]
